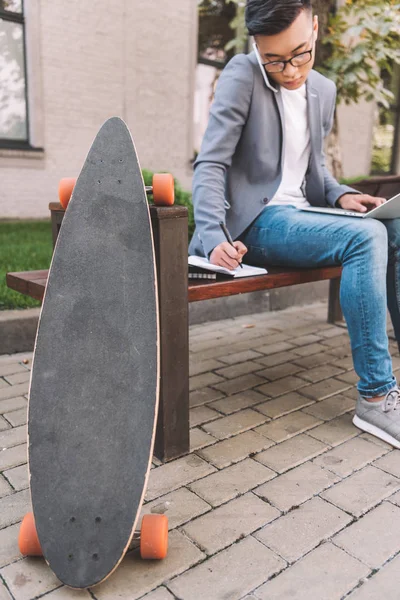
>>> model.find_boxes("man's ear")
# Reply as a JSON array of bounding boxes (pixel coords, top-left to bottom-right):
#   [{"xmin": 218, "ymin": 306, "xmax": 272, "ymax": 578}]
[{"xmin": 313, "ymin": 15, "xmax": 319, "ymax": 40}]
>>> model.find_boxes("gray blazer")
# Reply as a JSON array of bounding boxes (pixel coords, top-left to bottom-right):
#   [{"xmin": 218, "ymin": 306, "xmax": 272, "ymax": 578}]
[{"xmin": 189, "ymin": 51, "xmax": 357, "ymax": 258}]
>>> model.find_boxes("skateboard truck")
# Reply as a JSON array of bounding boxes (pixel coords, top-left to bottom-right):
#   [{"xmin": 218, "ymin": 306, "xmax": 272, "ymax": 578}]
[
  {"xmin": 59, "ymin": 173, "xmax": 175, "ymax": 211},
  {"xmin": 19, "ymin": 512, "xmax": 168, "ymax": 561}
]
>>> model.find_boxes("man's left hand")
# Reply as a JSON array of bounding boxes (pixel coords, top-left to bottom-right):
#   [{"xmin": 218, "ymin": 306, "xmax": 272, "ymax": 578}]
[{"xmin": 337, "ymin": 193, "xmax": 386, "ymax": 213}]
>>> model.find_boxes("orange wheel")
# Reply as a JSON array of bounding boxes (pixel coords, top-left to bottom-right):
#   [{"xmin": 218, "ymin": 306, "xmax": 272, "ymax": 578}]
[
  {"xmin": 140, "ymin": 514, "xmax": 168, "ymax": 559},
  {"xmin": 152, "ymin": 173, "xmax": 174, "ymax": 206},
  {"xmin": 58, "ymin": 177, "xmax": 76, "ymax": 210},
  {"xmin": 18, "ymin": 512, "xmax": 42, "ymax": 556}
]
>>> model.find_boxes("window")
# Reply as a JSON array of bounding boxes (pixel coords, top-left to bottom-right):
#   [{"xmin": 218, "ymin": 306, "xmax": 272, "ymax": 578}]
[
  {"xmin": 0, "ymin": 0, "xmax": 29, "ymax": 147},
  {"xmin": 194, "ymin": 0, "xmax": 238, "ymax": 156},
  {"xmin": 371, "ymin": 65, "xmax": 400, "ymax": 175}
]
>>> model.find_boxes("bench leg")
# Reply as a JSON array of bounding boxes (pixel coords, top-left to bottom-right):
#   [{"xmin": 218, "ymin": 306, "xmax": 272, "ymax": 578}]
[
  {"xmin": 150, "ymin": 206, "xmax": 190, "ymax": 462},
  {"xmin": 328, "ymin": 276, "xmax": 343, "ymax": 324}
]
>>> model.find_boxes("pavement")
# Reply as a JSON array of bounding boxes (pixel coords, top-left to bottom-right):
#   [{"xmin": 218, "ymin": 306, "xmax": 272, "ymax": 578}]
[{"xmin": 1, "ymin": 300, "xmax": 400, "ymax": 599}]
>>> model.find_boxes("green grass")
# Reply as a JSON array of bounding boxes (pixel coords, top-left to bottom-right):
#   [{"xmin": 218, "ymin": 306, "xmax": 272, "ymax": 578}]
[{"xmin": 0, "ymin": 220, "xmax": 53, "ymax": 310}]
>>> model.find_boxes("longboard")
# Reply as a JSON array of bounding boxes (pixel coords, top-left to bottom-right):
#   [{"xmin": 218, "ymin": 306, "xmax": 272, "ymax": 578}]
[{"xmin": 18, "ymin": 117, "xmax": 173, "ymax": 588}]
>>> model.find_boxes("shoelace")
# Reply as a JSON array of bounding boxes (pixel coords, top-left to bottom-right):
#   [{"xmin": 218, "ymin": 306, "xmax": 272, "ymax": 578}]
[{"xmin": 383, "ymin": 388, "xmax": 400, "ymax": 412}]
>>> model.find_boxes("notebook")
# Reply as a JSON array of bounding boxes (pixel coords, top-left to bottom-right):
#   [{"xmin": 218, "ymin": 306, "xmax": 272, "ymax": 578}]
[
  {"xmin": 299, "ymin": 192, "xmax": 400, "ymax": 219},
  {"xmin": 188, "ymin": 256, "xmax": 268, "ymax": 278}
]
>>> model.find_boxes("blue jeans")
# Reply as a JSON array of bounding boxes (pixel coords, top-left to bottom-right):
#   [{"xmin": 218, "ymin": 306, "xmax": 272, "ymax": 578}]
[{"xmin": 240, "ymin": 205, "xmax": 400, "ymax": 398}]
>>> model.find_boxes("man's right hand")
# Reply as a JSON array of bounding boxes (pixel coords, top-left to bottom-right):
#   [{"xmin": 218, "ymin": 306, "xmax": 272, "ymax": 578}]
[{"xmin": 210, "ymin": 241, "xmax": 248, "ymax": 270}]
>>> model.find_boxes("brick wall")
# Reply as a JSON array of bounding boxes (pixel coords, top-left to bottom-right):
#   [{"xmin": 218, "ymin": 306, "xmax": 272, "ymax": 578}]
[{"xmin": 0, "ymin": 0, "xmax": 197, "ymax": 219}]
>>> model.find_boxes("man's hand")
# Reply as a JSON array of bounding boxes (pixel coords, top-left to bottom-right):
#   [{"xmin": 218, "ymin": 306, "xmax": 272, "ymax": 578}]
[
  {"xmin": 210, "ymin": 241, "xmax": 248, "ymax": 270},
  {"xmin": 337, "ymin": 193, "xmax": 386, "ymax": 213}
]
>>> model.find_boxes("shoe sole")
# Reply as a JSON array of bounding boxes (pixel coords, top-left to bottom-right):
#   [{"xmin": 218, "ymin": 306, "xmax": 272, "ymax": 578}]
[{"xmin": 353, "ymin": 415, "xmax": 400, "ymax": 449}]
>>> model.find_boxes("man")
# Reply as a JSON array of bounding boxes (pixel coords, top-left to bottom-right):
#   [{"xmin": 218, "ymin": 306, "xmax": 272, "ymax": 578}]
[{"xmin": 189, "ymin": 0, "xmax": 400, "ymax": 448}]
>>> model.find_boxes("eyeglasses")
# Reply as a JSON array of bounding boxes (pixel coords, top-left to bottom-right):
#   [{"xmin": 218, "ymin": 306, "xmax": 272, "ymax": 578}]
[{"xmin": 261, "ymin": 33, "xmax": 314, "ymax": 74}]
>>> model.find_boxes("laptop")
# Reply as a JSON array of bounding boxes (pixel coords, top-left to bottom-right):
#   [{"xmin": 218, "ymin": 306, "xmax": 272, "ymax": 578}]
[{"xmin": 299, "ymin": 192, "xmax": 400, "ymax": 219}]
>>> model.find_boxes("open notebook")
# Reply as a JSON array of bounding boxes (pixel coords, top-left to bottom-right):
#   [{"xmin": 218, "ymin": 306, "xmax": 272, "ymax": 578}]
[{"xmin": 188, "ymin": 256, "xmax": 268, "ymax": 279}]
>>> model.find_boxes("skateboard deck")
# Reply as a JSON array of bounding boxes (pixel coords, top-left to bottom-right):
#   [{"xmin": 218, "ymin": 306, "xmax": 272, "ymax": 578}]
[{"xmin": 26, "ymin": 117, "xmax": 160, "ymax": 588}]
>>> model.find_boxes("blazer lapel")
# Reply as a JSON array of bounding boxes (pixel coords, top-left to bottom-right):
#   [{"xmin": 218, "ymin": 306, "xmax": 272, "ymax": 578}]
[
  {"xmin": 275, "ymin": 88, "xmax": 286, "ymax": 168},
  {"xmin": 306, "ymin": 80, "xmax": 322, "ymax": 160}
]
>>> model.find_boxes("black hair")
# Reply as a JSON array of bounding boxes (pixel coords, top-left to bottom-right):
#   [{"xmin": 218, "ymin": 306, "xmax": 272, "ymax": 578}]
[{"xmin": 245, "ymin": 0, "xmax": 312, "ymax": 37}]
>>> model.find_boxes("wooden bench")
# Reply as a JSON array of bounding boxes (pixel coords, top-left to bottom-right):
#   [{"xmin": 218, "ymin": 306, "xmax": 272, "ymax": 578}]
[{"xmin": 7, "ymin": 174, "xmax": 400, "ymax": 462}]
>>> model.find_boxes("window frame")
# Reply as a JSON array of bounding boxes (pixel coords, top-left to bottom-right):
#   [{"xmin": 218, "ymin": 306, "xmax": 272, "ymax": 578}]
[{"xmin": 0, "ymin": 0, "xmax": 36, "ymax": 150}]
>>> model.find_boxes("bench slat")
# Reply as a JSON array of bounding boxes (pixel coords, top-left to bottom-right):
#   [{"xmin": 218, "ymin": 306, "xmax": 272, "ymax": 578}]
[{"xmin": 7, "ymin": 266, "xmax": 343, "ymax": 304}]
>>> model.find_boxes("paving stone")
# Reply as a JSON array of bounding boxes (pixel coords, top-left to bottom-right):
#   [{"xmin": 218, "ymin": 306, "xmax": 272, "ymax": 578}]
[
  {"xmin": 254, "ymin": 461, "xmax": 339, "ymax": 512},
  {"xmin": 299, "ymin": 378, "xmax": 352, "ymax": 401},
  {"xmin": 292, "ymin": 352, "xmax": 336, "ymax": 369},
  {"xmin": 3, "ymin": 408, "xmax": 27, "ymax": 428},
  {"xmin": 208, "ymin": 390, "xmax": 266, "ymax": 415},
  {"xmin": 302, "ymin": 395, "xmax": 355, "ymax": 420},
  {"xmin": 0, "ymin": 384, "xmax": 29, "ymax": 403},
  {"xmin": 140, "ymin": 588, "xmax": 175, "ymax": 600},
  {"xmin": 4, "ymin": 372, "xmax": 31, "ymax": 386},
  {"xmin": 296, "ymin": 364, "xmax": 344, "ymax": 383},
  {"xmin": 331, "ymin": 355, "xmax": 356, "ymax": 370},
  {"xmin": 254, "ymin": 434, "xmax": 328, "ymax": 474},
  {"xmin": 346, "ymin": 553, "xmax": 400, "ymax": 599},
  {"xmin": 215, "ymin": 361, "xmax": 266, "ymax": 380},
  {"xmin": 255, "ymin": 362, "xmax": 305, "ymax": 382},
  {"xmin": 373, "ymin": 450, "xmax": 400, "ymax": 478},
  {"xmin": 0, "ymin": 397, "xmax": 27, "ymax": 416},
  {"xmin": 218, "ymin": 349, "xmax": 264, "ymax": 365},
  {"xmin": 0, "ymin": 557, "xmax": 61, "ymax": 600},
  {"xmin": 256, "ymin": 376, "xmax": 307, "ymax": 399},
  {"xmin": 291, "ymin": 342, "xmax": 330, "ymax": 357},
  {"xmin": 202, "ymin": 409, "xmax": 267, "ymax": 440},
  {"xmin": 189, "ymin": 405, "xmax": 221, "ymax": 428},
  {"xmin": 255, "ymin": 392, "xmax": 315, "ymax": 419},
  {"xmin": 0, "ymin": 416, "xmax": 10, "ymax": 432},
  {"xmin": 313, "ymin": 437, "xmax": 388, "ymax": 477},
  {"xmin": 213, "ymin": 373, "xmax": 266, "ymax": 396},
  {"xmin": 189, "ymin": 428, "xmax": 216, "ymax": 452},
  {"xmin": 0, "ymin": 380, "xmax": 10, "ymax": 390},
  {"xmin": 167, "ymin": 536, "xmax": 285, "ymax": 600},
  {"xmin": 0, "ymin": 489, "xmax": 31, "ymax": 529},
  {"xmin": 189, "ymin": 387, "xmax": 225, "ymax": 408},
  {"xmin": 319, "ymin": 327, "xmax": 348, "ymax": 339},
  {"xmin": 94, "ymin": 530, "xmax": 204, "ymax": 600},
  {"xmin": 0, "ymin": 581, "xmax": 12, "ymax": 600},
  {"xmin": 188, "ymin": 458, "xmax": 276, "ymax": 507},
  {"xmin": 0, "ymin": 444, "xmax": 27, "ymax": 472},
  {"xmin": 0, "ymin": 475, "xmax": 12, "ymax": 498},
  {"xmin": 359, "ymin": 432, "xmax": 393, "ymax": 450},
  {"xmin": 0, "ymin": 426, "xmax": 27, "ymax": 449},
  {"xmin": 141, "ymin": 487, "xmax": 210, "ymax": 530},
  {"xmin": 254, "ymin": 542, "xmax": 370, "ymax": 600},
  {"xmin": 326, "ymin": 344, "xmax": 353, "ymax": 358},
  {"xmin": 291, "ymin": 334, "xmax": 323, "ymax": 346},
  {"xmin": 145, "ymin": 455, "xmax": 216, "ymax": 501},
  {"xmin": 189, "ymin": 372, "xmax": 225, "ymax": 392},
  {"xmin": 0, "ymin": 523, "xmax": 21, "ymax": 568},
  {"xmin": 321, "ymin": 465, "xmax": 400, "ymax": 517},
  {"xmin": 0, "ymin": 364, "xmax": 28, "ymax": 378},
  {"xmin": 255, "ymin": 411, "xmax": 322, "ymax": 443},
  {"xmin": 334, "ymin": 502, "xmax": 400, "ymax": 569},
  {"xmin": 335, "ymin": 370, "xmax": 359, "ymax": 385},
  {"xmin": 255, "ymin": 497, "xmax": 352, "ymax": 563},
  {"xmin": 254, "ymin": 341, "xmax": 295, "ymax": 356},
  {"xmin": 4, "ymin": 464, "xmax": 29, "ymax": 492},
  {"xmin": 307, "ymin": 413, "xmax": 359, "ymax": 446},
  {"xmin": 321, "ymin": 333, "xmax": 351, "ymax": 348},
  {"xmin": 189, "ymin": 358, "xmax": 225, "ymax": 377},
  {"xmin": 255, "ymin": 350, "xmax": 301, "ymax": 368},
  {"xmin": 182, "ymin": 492, "xmax": 280, "ymax": 555},
  {"xmin": 198, "ymin": 430, "xmax": 274, "ymax": 469}
]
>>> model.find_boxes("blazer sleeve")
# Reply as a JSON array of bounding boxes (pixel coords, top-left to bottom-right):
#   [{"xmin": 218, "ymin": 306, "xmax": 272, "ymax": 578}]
[
  {"xmin": 322, "ymin": 84, "xmax": 361, "ymax": 208},
  {"xmin": 192, "ymin": 54, "xmax": 254, "ymax": 258}
]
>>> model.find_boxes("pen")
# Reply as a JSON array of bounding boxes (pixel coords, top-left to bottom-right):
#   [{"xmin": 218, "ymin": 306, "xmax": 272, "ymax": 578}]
[{"xmin": 219, "ymin": 221, "xmax": 243, "ymax": 268}]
